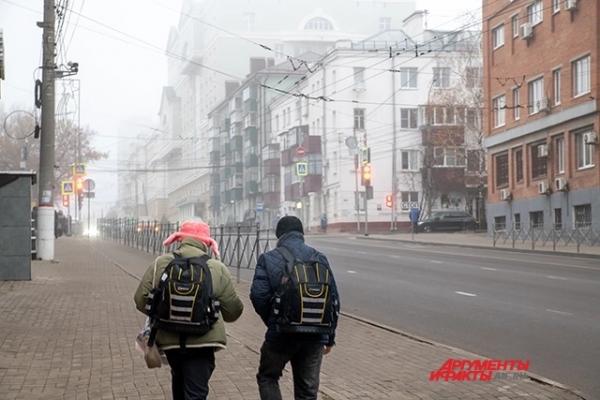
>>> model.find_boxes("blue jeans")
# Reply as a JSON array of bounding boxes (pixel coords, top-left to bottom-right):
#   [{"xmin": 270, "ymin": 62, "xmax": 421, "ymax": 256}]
[{"xmin": 257, "ymin": 340, "xmax": 324, "ymax": 400}]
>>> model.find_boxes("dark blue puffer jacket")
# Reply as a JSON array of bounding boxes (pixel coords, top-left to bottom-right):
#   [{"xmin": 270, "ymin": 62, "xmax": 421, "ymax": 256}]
[{"xmin": 250, "ymin": 231, "xmax": 340, "ymax": 346}]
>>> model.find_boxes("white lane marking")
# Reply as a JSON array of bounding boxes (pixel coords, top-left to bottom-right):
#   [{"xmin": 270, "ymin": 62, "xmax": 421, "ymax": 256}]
[
  {"xmin": 431, "ymin": 260, "xmax": 443, "ymax": 264},
  {"xmin": 481, "ymin": 267, "xmax": 498, "ymax": 271},
  {"xmin": 314, "ymin": 238, "xmax": 599, "ymax": 271},
  {"xmin": 390, "ymin": 255, "xmax": 401, "ymax": 259},
  {"xmin": 347, "ymin": 270, "xmax": 357, "ymax": 274},
  {"xmin": 455, "ymin": 291, "xmax": 477, "ymax": 297},
  {"xmin": 357, "ymin": 251, "xmax": 368, "ymax": 255},
  {"xmin": 546, "ymin": 309, "xmax": 573, "ymax": 316},
  {"xmin": 546, "ymin": 275, "xmax": 568, "ymax": 280}
]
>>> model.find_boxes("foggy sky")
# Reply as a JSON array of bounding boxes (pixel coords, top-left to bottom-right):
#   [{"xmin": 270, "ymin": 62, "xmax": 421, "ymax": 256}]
[{"xmin": 0, "ymin": 0, "xmax": 480, "ymax": 214}]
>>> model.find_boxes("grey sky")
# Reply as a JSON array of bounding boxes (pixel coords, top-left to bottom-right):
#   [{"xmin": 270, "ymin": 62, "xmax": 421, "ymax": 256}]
[{"xmin": 0, "ymin": 0, "xmax": 481, "ymax": 213}]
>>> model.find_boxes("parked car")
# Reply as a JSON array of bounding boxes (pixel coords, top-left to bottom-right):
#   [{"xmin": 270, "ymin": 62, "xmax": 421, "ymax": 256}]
[{"xmin": 416, "ymin": 211, "xmax": 477, "ymax": 233}]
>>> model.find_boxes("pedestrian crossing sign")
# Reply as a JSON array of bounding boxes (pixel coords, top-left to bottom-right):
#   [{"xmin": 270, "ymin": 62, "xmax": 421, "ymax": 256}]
[
  {"xmin": 61, "ymin": 180, "xmax": 74, "ymax": 195},
  {"xmin": 296, "ymin": 161, "xmax": 308, "ymax": 177}
]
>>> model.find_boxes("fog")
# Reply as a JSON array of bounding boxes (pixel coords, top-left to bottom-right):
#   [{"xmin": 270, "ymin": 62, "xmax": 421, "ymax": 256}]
[{"xmin": 0, "ymin": 0, "xmax": 480, "ymax": 218}]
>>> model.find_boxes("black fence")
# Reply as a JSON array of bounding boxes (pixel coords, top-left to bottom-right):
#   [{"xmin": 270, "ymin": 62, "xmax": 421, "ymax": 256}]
[
  {"xmin": 492, "ymin": 224, "xmax": 600, "ymax": 252},
  {"xmin": 98, "ymin": 218, "xmax": 277, "ymax": 281}
]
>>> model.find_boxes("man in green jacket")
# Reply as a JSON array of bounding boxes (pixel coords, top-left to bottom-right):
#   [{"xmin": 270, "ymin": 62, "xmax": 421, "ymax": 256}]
[{"xmin": 134, "ymin": 220, "xmax": 243, "ymax": 400}]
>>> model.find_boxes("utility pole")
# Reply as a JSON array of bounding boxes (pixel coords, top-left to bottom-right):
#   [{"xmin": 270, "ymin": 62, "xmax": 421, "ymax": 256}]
[
  {"xmin": 391, "ymin": 52, "xmax": 398, "ymax": 231},
  {"xmin": 36, "ymin": 0, "xmax": 56, "ymax": 260}
]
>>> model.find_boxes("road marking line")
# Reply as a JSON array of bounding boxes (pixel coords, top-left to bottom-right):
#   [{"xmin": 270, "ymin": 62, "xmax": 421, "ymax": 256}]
[
  {"xmin": 481, "ymin": 267, "xmax": 498, "ymax": 271},
  {"xmin": 431, "ymin": 260, "xmax": 443, "ymax": 264},
  {"xmin": 455, "ymin": 291, "xmax": 477, "ymax": 297},
  {"xmin": 347, "ymin": 270, "xmax": 357, "ymax": 274},
  {"xmin": 357, "ymin": 251, "xmax": 368, "ymax": 254},
  {"xmin": 546, "ymin": 275, "xmax": 568, "ymax": 280},
  {"xmin": 390, "ymin": 255, "xmax": 400, "ymax": 258},
  {"xmin": 546, "ymin": 309, "xmax": 573, "ymax": 316}
]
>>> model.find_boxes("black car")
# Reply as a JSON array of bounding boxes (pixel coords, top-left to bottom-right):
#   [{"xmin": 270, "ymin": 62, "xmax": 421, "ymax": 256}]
[{"xmin": 416, "ymin": 211, "xmax": 477, "ymax": 233}]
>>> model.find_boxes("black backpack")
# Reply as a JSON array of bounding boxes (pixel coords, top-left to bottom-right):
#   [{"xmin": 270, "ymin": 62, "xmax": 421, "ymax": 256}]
[
  {"xmin": 272, "ymin": 246, "xmax": 336, "ymax": 334},
  {"xmin": 147, "ymin": 254, "xmax": 220, "ymax": 345}
]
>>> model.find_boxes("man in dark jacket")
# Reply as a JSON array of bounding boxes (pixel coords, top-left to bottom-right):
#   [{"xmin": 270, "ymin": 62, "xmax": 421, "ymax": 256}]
[{"xmin": 250, "ymin": 216, "xmax": 340, "ymax": 400}]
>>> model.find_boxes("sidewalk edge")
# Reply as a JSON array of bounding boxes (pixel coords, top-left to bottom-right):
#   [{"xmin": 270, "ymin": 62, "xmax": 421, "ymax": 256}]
[
  {"xmin": 341, "ymin": 311, "xmax": 589, "ymax": 400},
  {"xmin": 355, "ymin": 235, "xmax": 600, "ymax": 259}
]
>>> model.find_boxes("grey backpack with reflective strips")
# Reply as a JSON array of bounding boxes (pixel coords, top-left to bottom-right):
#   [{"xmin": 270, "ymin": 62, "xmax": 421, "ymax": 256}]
[
  {"xmin": 146, "ymin": 254, "xmax": 220, "ymax": 346},
  {"xmin": 272, "ymin": 246, "xmax": 337, "ymax": 334}
]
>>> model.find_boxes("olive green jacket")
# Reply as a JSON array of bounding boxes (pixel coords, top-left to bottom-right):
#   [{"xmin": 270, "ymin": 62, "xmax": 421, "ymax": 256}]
[{"xmin": 134, "ymin": 238, "xmax": 243, "ymax": 351}]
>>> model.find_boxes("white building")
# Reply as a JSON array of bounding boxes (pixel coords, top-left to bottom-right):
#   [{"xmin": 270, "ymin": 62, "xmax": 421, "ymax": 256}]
[
  {"xmin": 267, "ymin": 11, "xmax": 483, "ymax": 232},
  {"xmin": 157, "ymin": 0, "xmax": 417, "ymax": 222}
]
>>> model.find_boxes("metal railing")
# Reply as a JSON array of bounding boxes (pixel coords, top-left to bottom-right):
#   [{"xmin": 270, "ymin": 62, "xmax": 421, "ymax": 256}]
[
  {"xmin": 492, "ymin": 224, "xmax": 600, "ymax": 253},
  {"xmin": 97, "ymin": 218, "xmax": 277, "ymax": 281}
]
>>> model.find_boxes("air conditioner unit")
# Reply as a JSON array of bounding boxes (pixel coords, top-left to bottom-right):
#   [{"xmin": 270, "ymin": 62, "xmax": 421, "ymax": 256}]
[
  {"xmin": 500, "ymin": 189, "xmax": 512, "ymax": 201},
  {"xmin": 538, "ymin": 181, "xmax": 550, "ymax": 195},
  {"xmin": 554, "ymin": 177, "xmax": 568, "ymax": 191},
  {"xmin": 520, "ymin": 23, "xmax": 533, "ymax": 39},
  {"xmin": 584, "ymin": 131, "xmax": 598, "ymax": 144},
  {"xmin": 537, "ymin": 144, "xmax": 548, "ymax": 157},
  {"xmin": 539, "ymin": 97, "xmax": 550, "ymax": 112},
  {"xmin": 564, "ymin": 0, "xmax": 577, "ymax": 11}
]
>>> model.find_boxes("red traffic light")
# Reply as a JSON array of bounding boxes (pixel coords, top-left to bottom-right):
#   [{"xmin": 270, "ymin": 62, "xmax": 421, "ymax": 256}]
[
  {"xmin": 62, "ymin": 195, "xmax": 70, "ymax": 207},
  {"xmin": 385, "ymin": 194, "xmax": 393, "ymax": 208}
]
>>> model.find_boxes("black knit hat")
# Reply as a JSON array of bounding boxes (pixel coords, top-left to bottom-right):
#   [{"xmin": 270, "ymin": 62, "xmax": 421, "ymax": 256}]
[{"xmin": 275, "ymin": 216, "xmax": 304, "ymax": 238}]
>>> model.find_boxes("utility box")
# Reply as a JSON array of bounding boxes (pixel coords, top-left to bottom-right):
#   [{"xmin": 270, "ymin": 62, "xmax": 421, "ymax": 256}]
[{"xmin": 0, "ymin": 171, "xmax": 36, "ymax": 280}]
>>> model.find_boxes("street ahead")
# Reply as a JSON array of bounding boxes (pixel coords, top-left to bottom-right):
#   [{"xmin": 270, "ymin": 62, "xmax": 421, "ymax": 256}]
[{"xmin": 302, "ymin": 236, "xmax": 600, "ymax": 399}]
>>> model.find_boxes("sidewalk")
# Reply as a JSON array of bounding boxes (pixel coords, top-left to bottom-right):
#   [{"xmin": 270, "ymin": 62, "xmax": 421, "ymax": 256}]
[
  {"xmin": 0, "ymin": 238, "xmax": 587, "ymax": 400},
  {"xmin": 356, "ymin": 231, "xmax": 600, "ymax": 257}
]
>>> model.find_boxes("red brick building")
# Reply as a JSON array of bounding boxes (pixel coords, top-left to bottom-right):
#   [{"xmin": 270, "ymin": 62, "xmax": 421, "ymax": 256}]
[{"xmin": 483, "ymin": 0, "xmax": 599, "ymax": 231}]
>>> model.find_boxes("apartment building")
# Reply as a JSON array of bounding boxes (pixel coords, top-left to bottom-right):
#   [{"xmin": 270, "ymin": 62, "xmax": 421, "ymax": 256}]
[{"xmin": 483, "ymin": 0, "xmax": 599, "ymax": 231}]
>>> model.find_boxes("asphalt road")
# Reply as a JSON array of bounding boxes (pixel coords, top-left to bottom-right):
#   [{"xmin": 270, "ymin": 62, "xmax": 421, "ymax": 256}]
[{"xmin": 295, "ymin": 235, "xmax": 600, "ymax": 399}]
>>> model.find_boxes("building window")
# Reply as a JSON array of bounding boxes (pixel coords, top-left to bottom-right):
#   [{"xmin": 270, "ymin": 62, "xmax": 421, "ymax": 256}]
[
  {"xmin": 379, "ymin": 17, "xmax": 391, "ymax": 31},
  {"xmin": 353, "ymin": 67, "xmax": 365, "ymax": 89},
  {"xmin": 511, "ymin": 15, "xmax": 519, "ymax": 37},
  {"xmin": 467, "ymin": 149, "xmax": 483, "ymax": 172},
  {"xmin": 554, "ymin": 208, "xmax": 562, "ymax": 230},
  {"xmin": 528, "ymin": 77, "xmax": 544, "ymax": 114},
  {"xmin": 353, "ymin": 108, "xmax": 365, "ymax": 130},
  {"xmin": 574, "ymin": 204, "xmax": 592, "ymax": 228},
  {"xmin": 492, "ymin": 25, "xmax": 505, "ymax": 49},
  {"xmin": 513, "ymin": 88, "xmax": 520, "ymax": 120},
  {"xmin": 576, "ymin": 131, "xmax": 594, "ymax": 169},
  {"xmin": 553, "ymin": 0, "xmax": 560, "ymax": 13},
  {"xmin": 399, "ymin": 68, "xmax": 418, "ymax": 89},
  {"xmin": 527, "ymin": 1, "xmax": 543, "ymax": 25},
  {"xmin": 514, "ymin": 213, "xmax": 521, "ymax": 230},
  {"xmin": 572, "ymin": 55, "xmax": 591, "ymax": 97},
  {"xmin": 465, "ymin": 67, "xmax": 481, "ymax": 88},
  {"xmin": 495, "ymin": 152, "xmax": 509, "ymax": 188},
  {"xmin": 400, "ymin": 192, "xmax": 419, "ymax": 210},
  {"xmin": 400, "ymin": 108, "xmax": 418, "ymax": 129},
  {"xmin": 493, "ymin": 95, "xmax": 506, "ymax": 127},
  {"xmin": 553, "ymin": 69, "xmax": 561, "ymax": 105},
  {"xmin": 531, "ymin": 142, "xmax": 548, "ymax": 179},
  {"xmin": 514, "ymin": 148, "xmax": 524, "ymax": 183},
  {"xmin": 433, "ymin": 67, "xmax": 451, "ymax": 88},
  {"xmin": 434, "ymin": 147, "xmax": 465, "ymax": 167},
  {"xmin": 494, "ymin": 216, "xmax": 507, "ymax": 231},
  {"xmin": 304, "ymin": 17, "xmax": 334, "ymax": 31},
  {"xmin": 530, "ymin": 211, "xmax": 544, "ymax": 229},
  {"xmin": 401, "ymin": 150, "xmax": 419, "ymax": 171},
  {"xmin": 555, "ymin": 136, "xmax": 564, "ymax": 174}
]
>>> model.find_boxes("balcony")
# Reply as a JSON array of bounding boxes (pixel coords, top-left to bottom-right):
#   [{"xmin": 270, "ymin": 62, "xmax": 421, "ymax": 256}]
[
  {"xmin": 231, "ymin": 136, "xmax": 243, "ymax": 152},
  {"xmin": 243, "ymin": 98, "xmax": 257, "ymax": 114},
  {"xmin": 246, "ymin": 180, "xmax": 259, "ymax": 195},
  {"xmin": 245, "ymin": 126, "xmax": 258, "ymax": 145},
  {"xmin": 263, "ymin": 158, "xmax": 280, "ymax": 175},
  {"xmin": 245, "ymin": 153, "xmax": 259, "ymax": 167},
  {"xmin": 209, "ymin": 150, "xmax": 220, "ymax": 165},
  {"xmin": 230, "ymin": 109, "xmax": 243, "ymax": 124}
]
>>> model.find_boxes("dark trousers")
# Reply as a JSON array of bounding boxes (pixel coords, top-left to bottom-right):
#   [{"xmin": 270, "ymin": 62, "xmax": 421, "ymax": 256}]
[
  {"xmin": 165, "ymin": 347, "xmax": 216, "ymax": 400},
  {"xmin": 257, "ymin": 340, "xmax": 324, "ymax": 400}
]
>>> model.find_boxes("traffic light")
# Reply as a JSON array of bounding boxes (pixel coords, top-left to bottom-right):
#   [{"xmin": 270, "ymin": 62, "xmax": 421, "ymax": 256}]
[
  {"xmin": 75, "ymin": 177, "xmax": 84, "ymax": 192},
  {"xmin": 385, "ymin": 194, "xmax": 393, "ymax": 208},
  {"xmin": 78, "ymin": 191, "xmax": 84, "ymax": 211},
  {"xmin": 361, "ymin": 163, "xmax": 372, "ymax": 186},
  {"xmin": 62, "ymin": 195, "xmax": 70, "ymax": 208}
]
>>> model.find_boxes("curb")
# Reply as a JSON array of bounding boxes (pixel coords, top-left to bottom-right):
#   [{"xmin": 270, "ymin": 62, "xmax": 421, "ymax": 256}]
[
  {"xmin": 341, "ymin": 311, "xmax": 588, "ymax": 400},
  {"xmin": 355, "ymin": 235, "xmax": 600, "ymax": 259}
]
